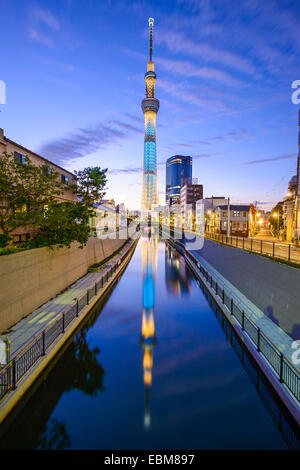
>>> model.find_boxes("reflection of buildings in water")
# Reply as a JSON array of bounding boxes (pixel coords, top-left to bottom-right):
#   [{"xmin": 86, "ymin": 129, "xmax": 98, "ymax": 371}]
[
  {"xmin": 165, "ymin": 245, "xmax": 192, "ymax": 296},
  {"xmin": 140, "ymin": 236, "xmax": 158, "ymax": 428}
]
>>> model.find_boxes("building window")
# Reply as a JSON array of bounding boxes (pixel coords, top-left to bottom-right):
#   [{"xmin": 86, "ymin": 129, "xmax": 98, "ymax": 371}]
[
  {"xmin": 43, "ymin": 166, "xmax": 52, "ymax": 177},
  {"xmin": 243, "ymin": 212, "xmax": 247, "ymax": 217},
  {"xmin": 61, "ymin": 174, "xmax": 69, "ymax": 184},
  {"xmin": 14, "ymin": 152, "xmax": 28, "ymax": 165},
  {"xmin": 233, "ymin": 211, "xmax": 240, "ymax": 217}
]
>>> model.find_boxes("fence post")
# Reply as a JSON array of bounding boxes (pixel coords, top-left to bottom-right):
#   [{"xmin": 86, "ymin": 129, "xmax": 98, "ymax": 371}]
[
  {"xmin": 11, "ymin": 360, "xmax": 16, "ymax": 390},
  {"xmin": 288, "ymin": 244, "xmax": 291, "ymax": 262},
  {"xmin": 279, "ymin": 353, "xmax": 284, "ymax": 383},
  {"xmin": 76, "ymin": 299, "xmax": 79, "ymax": 317},
  {"xmin": 42, "ymin": 331, "xmax": 45, "ymax": 356},
  {"xmin": 222, "ymin": 289, "xmax": 225, "ymax": 304},
  {"xmin": 257, "ymin": 328, "xmax": 260, "ymax": 352},
  {"xmin": 242, "ymin": 312, "xmax": 245, "ymax": 331},
  {"xmin": 273, "ymin": 242, "xmax": 275, "ymax": 258},
  {"xmin": 95, "ymin": 282, "xmax": 97, "ymax": 296},
  {"xmin": 230, "ymin": 298, "xmax": 233, "ymax": 315}
]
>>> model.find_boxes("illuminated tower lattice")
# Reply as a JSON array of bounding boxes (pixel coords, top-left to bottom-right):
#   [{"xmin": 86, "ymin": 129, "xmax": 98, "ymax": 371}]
[{"xmin": 141, "ymin": 18, "xmax": 160, "ymax": 211}]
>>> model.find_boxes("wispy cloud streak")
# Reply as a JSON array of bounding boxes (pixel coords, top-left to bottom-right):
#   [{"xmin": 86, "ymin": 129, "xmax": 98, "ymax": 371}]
[{"xmin": 246, "ymin": 153, "xmax": 296, "ymax": 165}]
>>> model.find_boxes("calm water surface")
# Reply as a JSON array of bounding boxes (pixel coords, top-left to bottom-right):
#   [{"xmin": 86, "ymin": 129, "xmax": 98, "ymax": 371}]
[{"xmin": 1, "ymin": 237, "xmax": 299, "ymax": 450}]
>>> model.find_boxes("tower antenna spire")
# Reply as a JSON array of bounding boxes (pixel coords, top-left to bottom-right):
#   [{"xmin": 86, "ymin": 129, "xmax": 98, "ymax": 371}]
[{"xmin": 149, "ymin": 18, "xmax": 154, "ymax": 62}]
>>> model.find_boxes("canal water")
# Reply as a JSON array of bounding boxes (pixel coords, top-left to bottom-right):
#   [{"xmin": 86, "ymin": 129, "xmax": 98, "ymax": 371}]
[{"xmin": 0, "ymin": 237, "xmax": 299, "ymax": 450}]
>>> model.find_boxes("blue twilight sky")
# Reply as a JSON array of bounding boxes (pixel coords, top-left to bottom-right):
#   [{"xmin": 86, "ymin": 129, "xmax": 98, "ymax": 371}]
[{"xmin": 0, "ymin": 0, "xmax": 299, "ymax": 210}]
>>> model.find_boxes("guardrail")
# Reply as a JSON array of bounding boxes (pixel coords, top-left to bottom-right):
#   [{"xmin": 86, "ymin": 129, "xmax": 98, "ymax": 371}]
[
  {"xmin": 205, "ymin": 287, "xmax": 300, "ymax": 450},
  {"xmin": 205, "ymin": 232, "xmax": 300, "ymax": 264},
  {"xmin": 169, "ymin": 239, "xmax": 300, "ymax": 405},
  {"xmin": 0, "ymin": 240, "xmax": 136, "ymax": 402}
]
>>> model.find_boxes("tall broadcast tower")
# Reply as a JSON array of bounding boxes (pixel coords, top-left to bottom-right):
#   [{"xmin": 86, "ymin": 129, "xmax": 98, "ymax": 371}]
[{"xmin": 141, "ymin": 18, "xmax": 160, "ymax": 211}]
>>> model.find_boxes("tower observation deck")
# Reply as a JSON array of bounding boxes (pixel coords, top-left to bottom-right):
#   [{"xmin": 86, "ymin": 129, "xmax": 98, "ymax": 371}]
[{"xmin": 141, "ymin": 17, "xmax": 160, "ymax": 211}]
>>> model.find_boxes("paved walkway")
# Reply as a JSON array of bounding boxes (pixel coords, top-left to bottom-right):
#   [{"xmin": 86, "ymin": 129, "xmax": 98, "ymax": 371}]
[
  {"xmin": 0, "ymin": 240, "xmax": 132, "ymax": 358},
  {"xmin": 189, "ymin": 248, "xmax": 299, "ymax": 369},
  {"xmin": 164, "ymin": 228, "xmax": 300, "ymax": 341},
  {"xmin": 184, "ymin": 234, "xmax": 300, "ymax": 341},
  {"xmin": 253, "ymin": 227, "xmax": 279, "ymax": 242}
]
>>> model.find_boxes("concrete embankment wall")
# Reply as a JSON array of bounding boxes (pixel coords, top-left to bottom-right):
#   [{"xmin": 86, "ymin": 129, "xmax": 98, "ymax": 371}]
[{"xmin": 0, "ymin": 236, "xmax": 127, "ymax": 333}]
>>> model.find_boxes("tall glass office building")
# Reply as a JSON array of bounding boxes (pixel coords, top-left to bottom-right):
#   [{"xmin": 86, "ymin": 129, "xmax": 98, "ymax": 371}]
[
  {"xmin": 166, "ymin": 155, "xmax": 192, "ymax": 206},
  {"xmin": 141, "ymin": 18, "xmax": 160, "ymax": 211}
]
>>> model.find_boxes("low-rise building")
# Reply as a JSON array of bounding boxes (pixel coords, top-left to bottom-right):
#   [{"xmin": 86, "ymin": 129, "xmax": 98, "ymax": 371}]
[
  {"xmin": 0, "ymin": 128, "xmax": 76, "ymax": 243},
  {"xmin": 196, "ymin": 197, "xmax": 227, "ymax": 232},
  {"xmin": 180, "ymin": 184, "xmax": 203, "ymax": 214},
  {"xmin": 101, "ymin": 199, "xmax": 116, "ymax": 209},
  {"xmin": 208, "ymin": 204, "xmax": 251, "ymax": 237}
]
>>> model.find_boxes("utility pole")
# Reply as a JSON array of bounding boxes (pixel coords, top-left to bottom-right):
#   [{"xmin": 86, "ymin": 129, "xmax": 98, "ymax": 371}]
[
  {"xmin": 227, "ymin": 197, "xmax": 230, "ymax": 237},
  {"xmin": 212, "ymin": 195, "xmax": 214, "ymax": 233},
  {"xmin": 294, "ymin": 109, "xmax": 300, "ymax": 243}
]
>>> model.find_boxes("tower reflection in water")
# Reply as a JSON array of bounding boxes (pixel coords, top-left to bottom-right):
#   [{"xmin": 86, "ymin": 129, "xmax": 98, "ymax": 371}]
[{"xmin": 140, "ymin": 234, "xmax": 158, "ymax": 428}]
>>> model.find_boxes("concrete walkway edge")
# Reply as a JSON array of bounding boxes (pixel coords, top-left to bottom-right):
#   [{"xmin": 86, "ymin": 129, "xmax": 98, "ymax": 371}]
[{"xmin": 0, "ymin": 237, "xmax": 139, "ymax": 426}]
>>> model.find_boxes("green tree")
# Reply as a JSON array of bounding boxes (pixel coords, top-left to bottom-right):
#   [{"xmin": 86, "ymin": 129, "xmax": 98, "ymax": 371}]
[
  {"xmin": 71, "ymin": 166, "xmax": 108, "ymax": 209},
  {"xmin": 28, "ymin": 201, "xmax": 91, "ymax": 249},
  {"xmin": 269, "ymin": 202, "xmax": 283, "ymax": 236},
  {"xmin": 0, "ymin": 152, "xmax": 66, "ymax": 243}
]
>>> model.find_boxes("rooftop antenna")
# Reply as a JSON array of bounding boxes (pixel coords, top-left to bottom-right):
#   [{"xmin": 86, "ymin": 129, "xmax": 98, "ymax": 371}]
[{"xmin": 149, "ymin": 17, "xmax": 154, "ymax": 62}]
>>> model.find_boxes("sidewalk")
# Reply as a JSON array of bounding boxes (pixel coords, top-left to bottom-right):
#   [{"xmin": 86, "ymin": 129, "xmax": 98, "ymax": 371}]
[
  {"xmin": 0, "ymin": 238, "xmax": 133, "ymax": 358},
  {"xmin": 252, "ymin": 227, "xmax": 280, "ymax": 242}
]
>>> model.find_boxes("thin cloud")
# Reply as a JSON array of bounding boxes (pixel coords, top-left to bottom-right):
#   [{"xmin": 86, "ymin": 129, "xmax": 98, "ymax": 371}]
[
  {"xmin": 192, "ymin": 128, "xmax": 252, "ymax": 145},
  {"xmin": 123, "ymin": 113, "xmax": 143, "ymax": 124},
  {"xmin": 156, "ymin": 30, "xmax": 256, "ymax": 76},
  {"xmin": 246, "ymin": 153, "xmax": 296, "ymax": 165},
  {"xmin": 31, "ymin": 7, "xmax": 60, "ymax": 31},
  {"xmin": 157, "ymin": 57, "xmax": 243, "ymax": 87},
  {"xmin": 109, "ymin": 166, "xmax": 142, "ymax": 175},
  {"xmin": 159, "ymin": 78, "xmax": 234, "ymax": 113},
  {"xmin": 38, "ymin": 119, "xmax": 142, "ymax": 165},
  {"xmin": 110, "ymin": 120, "xmax": 143, "ymax": 134},
  {"xmin": 192, "ymin": 153, "xmax": 218, "ymax": 159},
  {"xmin": 171, "ymin": 143, "xmax": 194, "ymax": 148},
  {"xmin": 29, "ymin": 28, "xmax": 54, "ymax": 47}
]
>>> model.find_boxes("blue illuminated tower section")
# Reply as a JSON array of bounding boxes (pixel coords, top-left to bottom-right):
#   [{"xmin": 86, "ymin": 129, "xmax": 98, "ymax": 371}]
[{"xmin": 141, "ymin": 18, "xmax": 160, "ymax": 211}]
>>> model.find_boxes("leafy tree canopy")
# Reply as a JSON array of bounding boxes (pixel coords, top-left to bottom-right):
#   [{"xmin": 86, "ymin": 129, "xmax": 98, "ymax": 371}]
[
  {"xmin": 27, "ymin": 201, "xmax": 91, "ymax": 249},
  {"xmin": 71, "ymin": 166, "xmax": 108, "ymax": 209},
  {"xmin": 0, "ymin": 152, "xmax": 66, "ymax": 237}
]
